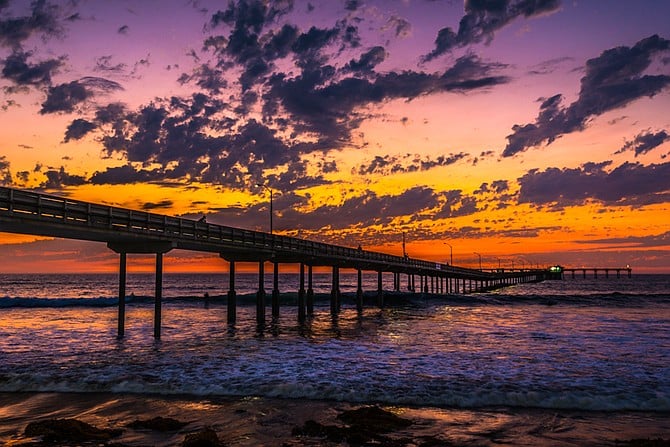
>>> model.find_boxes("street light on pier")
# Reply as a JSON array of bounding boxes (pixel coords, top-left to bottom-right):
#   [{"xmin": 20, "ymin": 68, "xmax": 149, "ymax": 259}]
[
  {"xmin": 473, "ymin": 252, "xmax": 482, "ymax": 271},
  {"xmin": 444, "ymin": 242, "xmax": 453, "ymax": 265},
  {"xmin": 255, "ymin": 183, "xmax": 273, "ymax": 234}
]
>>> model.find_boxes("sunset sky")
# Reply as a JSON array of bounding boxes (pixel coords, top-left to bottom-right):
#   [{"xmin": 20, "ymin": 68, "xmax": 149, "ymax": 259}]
[{"xmin": 1, "ymin": 0, "xmax": 669, "ymax": 273}]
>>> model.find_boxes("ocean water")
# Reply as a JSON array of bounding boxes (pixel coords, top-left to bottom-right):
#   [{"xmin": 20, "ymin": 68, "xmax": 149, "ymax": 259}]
[{"xmin": 0, "ymin": 272, "xmax": 669, "ymax": 445}]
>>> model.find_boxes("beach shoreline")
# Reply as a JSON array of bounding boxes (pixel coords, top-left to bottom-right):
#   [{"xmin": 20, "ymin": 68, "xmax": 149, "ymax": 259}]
[{"xmin": 1, "ymin": 392, "xmax": 669, "ymax": 446}]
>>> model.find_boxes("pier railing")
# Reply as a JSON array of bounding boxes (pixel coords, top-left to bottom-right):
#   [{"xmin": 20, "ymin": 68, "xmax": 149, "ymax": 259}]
[{"xmin": 0, "ymin": 186, "xmax": 506, "ymax": 278}]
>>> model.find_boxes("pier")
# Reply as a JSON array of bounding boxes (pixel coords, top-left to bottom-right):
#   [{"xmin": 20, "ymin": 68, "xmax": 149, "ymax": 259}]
[
  {"xmin": 1, "ymin": 187, "xmax": 549, "ymax": 338},
  {"xmin": 562, "ymin": 267, "xmax": 632, "ymax": 279}
]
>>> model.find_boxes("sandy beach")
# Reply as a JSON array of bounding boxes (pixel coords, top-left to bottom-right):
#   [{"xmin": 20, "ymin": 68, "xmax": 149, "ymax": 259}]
[{"xmin": 1, "ymin": 392, "xmax": 668, "ymax": 446}]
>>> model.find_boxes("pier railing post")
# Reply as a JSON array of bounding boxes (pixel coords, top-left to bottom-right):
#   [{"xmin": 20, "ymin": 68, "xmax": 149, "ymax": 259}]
[{"xmin": 117, "ymin": 252, "xmax": 127, "ymax": 339}]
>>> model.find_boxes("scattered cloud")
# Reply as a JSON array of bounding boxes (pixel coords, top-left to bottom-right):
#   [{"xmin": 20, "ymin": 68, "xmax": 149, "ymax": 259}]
[
  {"xmin": 616, "ymin": 129, "xmax": 670, "ymax": 157},
  {"xmin": 357, "ymin": 152, "xmax": 469, "ymax": 175},
  {"xmin": 517, "ymin": 161, "xmax": 670, "ymax": 207},
  {"xmin": 503, "ymin": 35, "xmax": 670, "ymax": 157},
  {"xmin": 423, "ymin": 0, "xmax": 561, "ymax": 61}
]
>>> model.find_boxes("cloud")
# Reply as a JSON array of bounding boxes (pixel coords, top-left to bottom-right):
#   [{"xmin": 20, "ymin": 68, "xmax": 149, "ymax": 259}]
[
  {"xmin": 423, "ymin": 0, "xmax": 561, "ymax": 61},
  {"xmin": 117, "ymin": 24, "xmax": 129, "ymax": 35},
  {"xmin": 517, "ymin": 161, "xmax": 670, "ymax": 207},
  {"xmin": 357, "ymin": 152, "xmax": 469, "ymax": 175},
  {"xmin": 265, "ymin": 54, "xmax": 507, "ymax": 147},
  {"xmin": 63, "ymin": 118, "xmax": 96, "ymax": 142},
  {"xmin": 40, "ymin": 166, "xmax": 86, "ymax": 189},
  {"xmin": 40, "ymin": 77, "xmax": 123, "ymax": 114},
  {"xmin": 503, "ymin": 35, "xmax": 670, "ymax": 157},
  {"xmin": 142, "ymin": 200, "xmax": 173, "ymax": 210},
  {"xmin": 383, "ymin": 15, "xmax": 411, "ymax": 38},
  {"xmin": 1, "ymin": 50, "xmax": 63, "ymax": 87},
  {"xmin": 0, "ymin": 0, "xmax": 64, "ymax": 48},
  {"xmin": 616, "ymin": 129, "xmax": 670, "ymax": 157},
  {"xmin": 0, "ymin": 155, "xmax": 11, "ymax": 185},
  {"xmin": 344, "ymin": 46, "xmax": 386, "ymax": 73}
]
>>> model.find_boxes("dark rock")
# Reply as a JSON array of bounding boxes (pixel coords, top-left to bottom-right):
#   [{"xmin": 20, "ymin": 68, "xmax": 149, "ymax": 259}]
[
  {"xmin": 24, "ymin": 418, "xmax": 122, "ymax": 442},
  {"xmin": 337, "ymin": 406, "xmax": 413, "ymax": 432},
  {"xmin": 182, "ymin": 427, "xmax": 223, "ymax": 447},
  {"xmin": 127, "ymin": 416, "xmax": 189, "ymax": 431}
]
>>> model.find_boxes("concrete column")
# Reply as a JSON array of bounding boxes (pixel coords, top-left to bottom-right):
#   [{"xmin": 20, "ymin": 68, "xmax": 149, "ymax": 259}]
[
  {"xmin": 330, "ymin": 265, "xmax": 340, "ymax": 315},
  {"xmin": 298, "ymin": 263, "xmax": 306, "ymax": 322},
  {"xmin": 356, "ymin": 268, "xmax": 363, "ymax": 312},
  {"xmin": 154, "ymin": 252, "xmax": 163, "ymax": 339},
  {"xmin": 272, "ymin": 262, "xmax": 280, "ymax": 319},
  {"xmin": 117, "ymin": 252, "xmax": 127, "ymax": 339},
  {"xmin": 307, "ymin": 265, "xmax": 314, "ymax": 316},
  {"xmin": 227, "ymin": 261, "xmax": 236, "ymax": 324},
  {"xmin": 377, "ymin": 270, "xmax": 384, "ymax": 307},
  {"xmin": 257, "ymin": 261, "xmax": 266, "ymax": 326}
]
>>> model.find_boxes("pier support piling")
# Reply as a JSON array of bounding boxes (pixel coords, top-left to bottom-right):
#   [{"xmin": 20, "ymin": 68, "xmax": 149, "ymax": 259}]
[
  {"xmin": 356, "ymin": 268, "xmax": 363, "ymax": 312},
  {"xmin": 377, "ymin": 270, "xmax": 384, "ymax": 308},
  {"xmin": 257, "ymin": 261, "xmax": 266, "ymax": 326},
  {"xmin": 117, "ymin": 252, "xmax": 127, "ymax": 339},
  {"xmin": 272, "ymin": 262, "xmax": 280, "ymax": 319},
  {"xmin": 330, "ymin": 265, "xmax": 340, "ymax": 315},
  {"xmin": 154, "ymin": 252, "xmax": 163, "ymax": 339},
  {"xmin": 298, "ymin": 263, "xmax": 306, "ymax": 322},
  {"xmin": 227, "ymin": 261, "xmax": 236, "ymax": 324},
  {"xmin": 307, "ymin": 265, "xmax": 314, "ymax": 316}
]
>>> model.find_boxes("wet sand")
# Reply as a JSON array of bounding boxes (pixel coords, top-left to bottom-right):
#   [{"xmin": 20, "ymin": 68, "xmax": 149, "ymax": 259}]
[{"xmin": 1, "ymin": 392, "xmax": 668, "ymax": 446}]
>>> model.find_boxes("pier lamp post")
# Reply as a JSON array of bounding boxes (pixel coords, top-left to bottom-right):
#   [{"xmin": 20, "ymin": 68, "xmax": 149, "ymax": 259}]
[
  {"xmin": 496, "ymin": 257, "xmax": 502, "ymax": 270},
  {"xmin": 255, "ymin": 183, "xmax": 273, "ymax": 234},
  {"xmin": 444, "ymin": 242, "xmax": 453, "ymax": 265},
  {"xmin": 473, "ymin": 252, "xmax": 482, "ymax": 271}
]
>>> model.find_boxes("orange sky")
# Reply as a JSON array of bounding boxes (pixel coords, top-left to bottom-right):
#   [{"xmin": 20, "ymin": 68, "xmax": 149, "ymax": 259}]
[{"xmin": 1, "ymin": 0, "xmax": 669, "ymax": 273}]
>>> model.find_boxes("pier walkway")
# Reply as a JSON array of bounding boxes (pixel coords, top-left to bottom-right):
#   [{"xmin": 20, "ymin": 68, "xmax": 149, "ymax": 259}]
[{"xmin": 1, "ymin": 186, "xmax": 548, "ymax": 338}]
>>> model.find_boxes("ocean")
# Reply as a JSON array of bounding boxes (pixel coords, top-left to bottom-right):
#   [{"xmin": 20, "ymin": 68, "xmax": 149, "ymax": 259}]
[{"xmin": 0, "ymin": 272, "xmax": 668, "ymax": 446}]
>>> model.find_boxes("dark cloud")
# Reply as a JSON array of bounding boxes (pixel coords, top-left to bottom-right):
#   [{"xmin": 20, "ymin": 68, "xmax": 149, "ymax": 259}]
[
  {"xmin": 576, "ymin": 230, "xmax": 670, "ymax": 249},
  {"xmin": 89, "ymin": 164, "xmax": 164, "ymax": 185},
  {"xmin": 0, "ymin": 0, "xmax": 64, "ymax": 48},
  {"xmin": 0, "ymin": 155, "xmax": 11, "ymax": 185},
  {"xmin": 117, "ymin": 24, "xmax": 129, "ymax": 35},
  {"xmin": 357, "ymin": 152, "xmax": 469, "ymax": 175},
  {"xmin": 617, "ymin": 129, "xmax": 670, "ymax": 157},
  {"xmin": 345, "ymin": 0, "xmax": 362, "ymax": 11},
  {"xmin": 142, "ymin": 200, "xmax": 173, "ymax": 210},
  {"xmin": 384, "ymin": 15, "xmax": 411, "ymax": 38},
  {"xmin": 423, "ymin": 0, "xmax": 561, "ymax": 61},
  {"xmin": 344, "ymin": 46, "xmax": 386, "ymax": 73},
  {"xmin": 1, "ymin": 50, "xmax": 63, "ymax": 87},
  {"xmin": 40, "ymin": 77, "xmax": 123, "ymax": 114},
  {"xmin": 517, "ymin": 161, "xmax": 670, "ymax": 207},
  {"xmin": 434, "ymin": 189, "xmax": 479, "ymax": 218},
  {"xmin": 40, "ymin": 166, "xmax": 86, "ymax": 189},
  {"xmin": 265, "ymin": 54, "xmax": 507, "ymax": 147},
  {"xmin": 504, "ymin": 35, "xmax": 670, "ymax": 157},
  {"xmin": 280, "ymin": 186, "xmax": 441, "ymax": 231},
  {"xmin": 63, "ymin": 118, "xmax": 96, "ymax": 142},
  {"xmin": 94, "ymin": 55, "xmax": 127, "ymax": 74}
]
